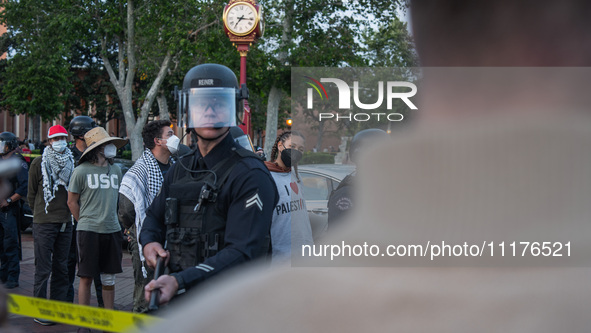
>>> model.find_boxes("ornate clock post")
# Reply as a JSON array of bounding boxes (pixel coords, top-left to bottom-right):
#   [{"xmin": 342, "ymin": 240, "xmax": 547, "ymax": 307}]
[{"xmin": 223, "ymin": 0, "xmax": 264, "ymax": 138}]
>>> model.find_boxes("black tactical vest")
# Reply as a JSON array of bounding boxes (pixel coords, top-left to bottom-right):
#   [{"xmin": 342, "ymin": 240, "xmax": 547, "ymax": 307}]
[{"xmin": 165, "ymin": 147, "xmax": 261, "ymax": 272}]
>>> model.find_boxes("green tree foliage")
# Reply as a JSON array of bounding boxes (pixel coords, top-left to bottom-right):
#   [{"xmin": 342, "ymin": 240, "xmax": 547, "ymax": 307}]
[
  {"xmin": 363, "ymin": 18, "xmax": 418, "ymax": 67},
  {"xmin": 1, "ymin": 0, "xmax": 232, "ymax": 159},
  {"xmin": 0, "ymin": 1, "xmax": 74, "ymax": 121},
  {"xmin": 0, "ymin": 0, "xmax": 415, "ymax": 157},
  {"xmin": 278, "ymin": 0, "xmax": 416, "ymax": 149},
  {"xmin": 2, "ymin": 52, "xmax": 72, "ymax": 121}
]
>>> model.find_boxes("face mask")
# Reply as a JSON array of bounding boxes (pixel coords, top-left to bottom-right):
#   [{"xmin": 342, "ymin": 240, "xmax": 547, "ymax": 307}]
[
  {"xmin": 103, "ymin": 143, "xmax": 117, "ymax": 159},
  {"xmin": 166, "ymin": 135, "xmax": 180, "ymax": 155},
  {"xmin": 281, "ymin": 148, "xmax": 302, "ymax": 168},
  {"xmin": 51, "ymin": 140, "xmax": 67, "ymax": 153}
]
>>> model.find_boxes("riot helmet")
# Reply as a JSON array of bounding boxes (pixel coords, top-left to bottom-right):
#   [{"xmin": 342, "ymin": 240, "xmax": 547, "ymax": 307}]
[
  {"xmin": 69, "ymin": 116, "xmax": 97, "ymax": 139},
  {"xmin": 177, "ymin": 64, "xmax": 248, "ymax": 130},
  {"xmin": 349, "ymin": 128, "xmax": 389, "ymax": 163},
  {"xmin": 0, "ymin": 132, "xmax": 18, "ymax": 155}
]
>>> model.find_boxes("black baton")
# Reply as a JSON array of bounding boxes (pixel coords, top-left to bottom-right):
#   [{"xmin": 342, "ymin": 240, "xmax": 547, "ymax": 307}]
[{"xmin": 148, "ymin": 255, "xmax": 165, "ymax": 311}]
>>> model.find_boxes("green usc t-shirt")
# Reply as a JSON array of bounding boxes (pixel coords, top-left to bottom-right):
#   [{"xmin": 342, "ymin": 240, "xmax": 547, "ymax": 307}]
[{"xmin": 69, "ymin": 162, "xmax": 122, "ymax": 234}]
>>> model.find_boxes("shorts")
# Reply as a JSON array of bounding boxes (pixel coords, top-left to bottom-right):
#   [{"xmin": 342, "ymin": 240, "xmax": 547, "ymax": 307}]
[{"xmin": 77, "ymin": 230, "xmax": 123, "ymax": 277}]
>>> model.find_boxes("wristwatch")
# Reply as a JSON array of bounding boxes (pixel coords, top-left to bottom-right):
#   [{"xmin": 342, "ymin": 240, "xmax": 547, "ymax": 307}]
[{"xmin": 6, "ymin": 198, "xmax": 12, "ymax": 204}]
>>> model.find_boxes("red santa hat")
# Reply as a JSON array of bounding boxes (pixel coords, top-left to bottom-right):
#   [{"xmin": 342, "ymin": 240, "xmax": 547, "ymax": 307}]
[{"xmin": 47, "ymin": 125, "xmax": 69, "ymax": 139}]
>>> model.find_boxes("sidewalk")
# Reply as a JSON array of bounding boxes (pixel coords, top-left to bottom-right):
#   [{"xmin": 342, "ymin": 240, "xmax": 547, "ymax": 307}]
[{"xmin": 7, "ymin": 231, "xmax": 135, "ymax": 332}]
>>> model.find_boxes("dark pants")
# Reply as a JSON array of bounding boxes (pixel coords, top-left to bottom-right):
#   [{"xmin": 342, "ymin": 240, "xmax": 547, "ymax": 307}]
[
  {"xmin": 129, "ymin": 225, "xmax": 154, "ymax": 313},
  {"xmin": 33, "ymin": 222, "xmax": 72, "ymax": 301},
  {"xmin": 0, "ymin": 207, "xmax": 20, "ymax": 284},
  {"xmin": 67, "ymin": 222, "xmax": 103, "ymax": 306}
]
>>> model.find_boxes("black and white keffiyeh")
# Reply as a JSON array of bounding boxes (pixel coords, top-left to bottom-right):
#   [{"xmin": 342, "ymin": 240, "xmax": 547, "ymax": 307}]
[
  {"xmin": 41, "ymin": 146, "xmax": 75, "ymax": 213},
  {"xmin": 120, "ymin": 148, "xmax": 163, "ymax": 208},
  {"xmin": 119, "ymin": 148, "xmax": 172, "ymax": 277}
]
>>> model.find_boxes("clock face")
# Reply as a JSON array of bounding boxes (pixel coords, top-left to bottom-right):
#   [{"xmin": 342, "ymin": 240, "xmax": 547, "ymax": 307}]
[{"xmin": 225, "ymin": 3, "xmax": 258, "ymax": 36}]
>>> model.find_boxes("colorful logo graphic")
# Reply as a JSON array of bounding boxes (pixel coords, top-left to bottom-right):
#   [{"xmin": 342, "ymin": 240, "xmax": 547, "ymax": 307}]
[{"xmin": 304, "ymin": 76, "xmax": 329, "ymax": 101}]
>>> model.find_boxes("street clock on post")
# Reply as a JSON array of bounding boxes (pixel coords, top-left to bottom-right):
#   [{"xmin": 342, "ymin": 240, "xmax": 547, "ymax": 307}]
[
  {"xmin": 223, "ymin": 1, "xmax": 264, "ymax": 41},
  {"xmin": 223, "ymin": 0, "xmax": 264, "ymax": 139}
]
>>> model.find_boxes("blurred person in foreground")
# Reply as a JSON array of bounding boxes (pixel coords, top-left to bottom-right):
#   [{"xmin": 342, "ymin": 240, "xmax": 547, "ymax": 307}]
[
  {"xmin": 118, "ymin": 120, "xmax": 178, "ymax": 313},
  {"xmin": 142, "ymin": 1, "xmax": 591, "ymax": 332},
  {"xmin": 327, "ymin": 129, "xmax": 388, "ymax": 229},
  {"xmin": 0, "ymin": 132, "xmax": 27, "ymax": 290},
  {"xmin": 265, "ymin": 131, "xmax": 313, "ymax": 264},
  {"xmin": 27, "ymin": 125, "xmax": 75, "ymax": 326},
  {"xmin": 140, "ymin": 63, "xmax": 278, "ymax": 306}
]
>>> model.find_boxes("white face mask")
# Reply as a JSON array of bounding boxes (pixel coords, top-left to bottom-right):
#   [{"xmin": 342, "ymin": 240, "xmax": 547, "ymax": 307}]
[
  {"xmin": 166, "ymin": 135, "xmax": 180, "ymax": 155},
  {"xmin": 51, "ymin": 140, "xmax": 68, "ymax": 153},
  {"xmin": 103, "ymin": 143, "xmax": 117, "ymax": 158}
]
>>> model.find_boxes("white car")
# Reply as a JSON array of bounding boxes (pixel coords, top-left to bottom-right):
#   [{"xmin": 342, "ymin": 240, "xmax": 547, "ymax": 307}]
[{"xmin": 297, "ymin": 164, "xmax": 355, "ymax": 242}]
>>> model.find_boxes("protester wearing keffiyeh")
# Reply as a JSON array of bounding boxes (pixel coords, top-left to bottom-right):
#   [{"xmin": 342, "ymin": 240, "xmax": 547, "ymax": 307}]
[
  {"xmin": 118, "ymin": 120, "xmax": 177, "ymax": 314},
  {"xmin": 41, "ymin": 144, "xmax": 74, "ymax": 213},
  {"xmin": 119, "ymin": 148, "xmax": 168, "ymax": 275},
  {"xmin": 27, "ymin": 124, "xmax": 75, "ymax": 316}
]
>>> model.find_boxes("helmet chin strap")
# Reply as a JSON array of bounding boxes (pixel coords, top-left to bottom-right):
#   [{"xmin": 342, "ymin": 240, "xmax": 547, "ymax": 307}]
[{"xmin": 192, "ymin": 127, "xmax": 230, "ymax": 142}]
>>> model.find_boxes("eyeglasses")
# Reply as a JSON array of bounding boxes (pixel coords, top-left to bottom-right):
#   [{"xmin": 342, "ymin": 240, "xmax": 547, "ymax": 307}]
[{"xmin": 195, "ymin": 100, "xmax": 230, "ymax": 112}]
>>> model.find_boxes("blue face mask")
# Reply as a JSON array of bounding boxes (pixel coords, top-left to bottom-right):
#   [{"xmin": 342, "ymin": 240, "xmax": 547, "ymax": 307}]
[{"xmin": 51, "ymin": 140, "xmax": 68, "ymax": 153}]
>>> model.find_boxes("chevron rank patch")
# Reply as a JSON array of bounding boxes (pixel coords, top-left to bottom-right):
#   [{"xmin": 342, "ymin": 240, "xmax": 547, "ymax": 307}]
[{"xmin": 245, "ymin": 192, "xmax": 263, "ymax": 211}]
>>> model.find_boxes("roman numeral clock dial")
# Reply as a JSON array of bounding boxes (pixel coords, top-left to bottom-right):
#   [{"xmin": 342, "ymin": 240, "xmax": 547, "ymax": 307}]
[{"xmin": 224, "ymin": 2, "xmax": 259, "ymax": 36}]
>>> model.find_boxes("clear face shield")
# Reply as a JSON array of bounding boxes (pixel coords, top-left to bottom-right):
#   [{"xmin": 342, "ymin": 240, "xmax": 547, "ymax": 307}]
[{"xmin": 182, "ymin": 88, "xmax": 237, "ymax": 129}]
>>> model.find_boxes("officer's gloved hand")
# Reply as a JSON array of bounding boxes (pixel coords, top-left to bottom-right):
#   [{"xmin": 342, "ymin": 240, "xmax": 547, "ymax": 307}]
[{"xmin": 143, "ymin": 242, "xmax": 169, "ymax": 269}]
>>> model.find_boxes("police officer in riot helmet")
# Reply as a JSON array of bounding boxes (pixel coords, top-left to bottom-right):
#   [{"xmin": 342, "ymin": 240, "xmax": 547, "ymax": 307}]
[
  {"xmin": 327, "ymin": 128, "xmax": 389, "ymax": 229},
  {"xmin": 140, "ymin": 63, "xmax": 278, "ymax": 305},
  {"xmin": 68, "ymin": 116, "xmax": 97, "ymax": 162}
]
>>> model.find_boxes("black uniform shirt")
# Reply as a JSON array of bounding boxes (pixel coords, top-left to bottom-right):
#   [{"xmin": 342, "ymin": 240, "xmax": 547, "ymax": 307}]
[{"xmin": 140, "ymin": 133, "xmax": 278, "ymax": 290}]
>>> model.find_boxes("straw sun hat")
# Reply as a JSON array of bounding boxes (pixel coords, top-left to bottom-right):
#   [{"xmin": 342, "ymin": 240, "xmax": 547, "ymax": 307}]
[{"xmin": 80, "ymin": 127, "xmax": 128, "ymax": 160}]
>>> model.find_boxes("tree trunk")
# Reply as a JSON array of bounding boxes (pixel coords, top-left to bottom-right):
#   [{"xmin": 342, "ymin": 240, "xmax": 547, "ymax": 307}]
[
  {"xmin": 157, "ymin": 92, "xmax": 170, "ymax": 121},
  {"xmin": 100, "ymin": 0, "xmax": 173, "ymax": 161},
  {"xmin": 33, "ymin": 115, "xmax": 41, "ymax": 143},
  {"xmin": 263, "ymin": 0, "xmax": 293, "ymax": 157},
  {"xmin": 28, "ymin": 116, "xmax": 34, "ymax": 142},
  {"xmin": 264, "ymin": 86, "xmax": 282, "ymax": 159},
  {"xmin": 129, "ymin": 124, "xmax": 144, "ymax": 160},
  {"xmin": 132, "ymin": 52, "xmax": 171, "ymax": 160},
  {"xmin": 315, "ymin": 120, "xmax": 325, "ymax": 152}
]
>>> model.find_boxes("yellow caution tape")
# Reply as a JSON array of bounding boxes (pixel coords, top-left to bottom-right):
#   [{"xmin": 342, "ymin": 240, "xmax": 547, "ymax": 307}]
[
  {"xmin": 7, "ymin": 293, "xmax": 163, "ymax": 332},
  {"xmin": 21, "ymin": 153, "xmax": 41, "ymax": 158}
]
